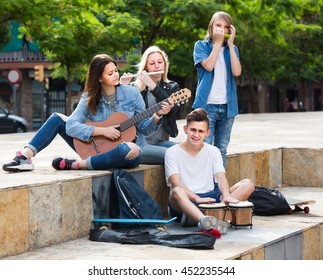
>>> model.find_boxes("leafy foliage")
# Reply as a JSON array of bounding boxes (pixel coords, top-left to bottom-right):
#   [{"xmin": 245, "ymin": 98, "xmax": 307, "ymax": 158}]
[
  {"xmin": 1, "ymin": 0, "xmax": 322, "ymax": 113},
  {"xmin": 0, "ymin": 22, "xmax": 11, "ymax": 49}
]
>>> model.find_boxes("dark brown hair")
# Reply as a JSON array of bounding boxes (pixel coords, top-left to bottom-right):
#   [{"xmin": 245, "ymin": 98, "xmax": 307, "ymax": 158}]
[
  {"xmin": 186, "ymin": 108, "xmax": 209, "ymax": 128},
  {"xmin": 84, "ymin": 54, "xmax": 118, "ymax": 114}
]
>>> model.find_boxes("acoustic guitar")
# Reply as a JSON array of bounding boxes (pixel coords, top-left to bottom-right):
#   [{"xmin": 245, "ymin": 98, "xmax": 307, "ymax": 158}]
[{"xmin": 73, "ymin": 88, "xmax": 191, "ymax": 159}]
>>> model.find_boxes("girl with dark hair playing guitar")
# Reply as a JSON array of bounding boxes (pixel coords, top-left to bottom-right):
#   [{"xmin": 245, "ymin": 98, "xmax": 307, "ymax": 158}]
[{"xmin": 2, "ymin": 54, "xmax": 175, "ymax": 172}]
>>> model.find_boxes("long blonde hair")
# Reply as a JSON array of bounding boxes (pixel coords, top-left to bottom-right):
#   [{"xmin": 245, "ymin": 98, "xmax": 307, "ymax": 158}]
[
  {"xmin": 205, "ymin": 11, "xmax": 233, "ymax": 40},
  {"xmin": 134, "ymin": 46, "xmax": 170, "ymax": 92}
]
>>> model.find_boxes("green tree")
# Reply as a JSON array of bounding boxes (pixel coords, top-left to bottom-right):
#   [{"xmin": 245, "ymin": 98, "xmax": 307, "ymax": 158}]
[
  {"xmin": 0, "ymin": 22, "xmax": 11, "ymax": 49},
  {"xmin": 224, "ymin": 0, "xmax": 322, "ymax": 112},
  {"xmin": 18, "ymin": 0, "xmax": 140, "ymax": 114},
  {"xmin": 115, "ymin": 0, "xmax": 222, "ymax": 81},
  {"xmin": 1, "ymin": 0, "xmax": 322, "ymax": 114}
]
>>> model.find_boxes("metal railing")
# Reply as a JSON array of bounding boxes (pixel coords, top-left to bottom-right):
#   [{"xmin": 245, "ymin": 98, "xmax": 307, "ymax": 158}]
[
  {"xmin": 0, "ymin": 45, "xmax": 141, "ymax": 63},
  {"xmin": 0, "ymin": 44, "xmax": 46, "ymax": 62}
]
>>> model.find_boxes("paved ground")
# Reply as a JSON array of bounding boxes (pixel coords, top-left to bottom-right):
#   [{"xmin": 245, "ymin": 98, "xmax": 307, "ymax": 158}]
[{"xmin": 1, "ymin": 111, "xmax": 323, "ymax": 261}]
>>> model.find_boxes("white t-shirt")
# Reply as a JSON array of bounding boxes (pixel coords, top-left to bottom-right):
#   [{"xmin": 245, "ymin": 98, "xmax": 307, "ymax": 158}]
[
  {"xmin": 207, "ymin": 47, "xmax": 227, "ymax": 104},
  {"xmin": 165, "ymin": 143, "xmax": 225, "ymax": 194}
]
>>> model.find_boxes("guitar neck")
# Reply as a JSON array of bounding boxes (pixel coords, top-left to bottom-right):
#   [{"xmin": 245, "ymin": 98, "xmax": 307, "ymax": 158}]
[{"xmin": 119, "ymin": 99, "xmax": 166, "ymax": 132}]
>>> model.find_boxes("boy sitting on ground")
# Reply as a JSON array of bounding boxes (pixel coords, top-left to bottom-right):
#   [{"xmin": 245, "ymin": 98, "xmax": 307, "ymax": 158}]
[{"xmin": 164, "ymin": 108, "xmax": 254, "ymax": 233}]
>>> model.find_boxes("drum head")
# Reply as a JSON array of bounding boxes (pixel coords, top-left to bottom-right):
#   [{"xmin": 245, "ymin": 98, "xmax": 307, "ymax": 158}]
[
  {"xmin": 229, "ymin": 201, "xmax": 254, "ymax": 208},
  {"xmin": 198, "ymin": 202, "xmax": 227, "ymax": 209}
]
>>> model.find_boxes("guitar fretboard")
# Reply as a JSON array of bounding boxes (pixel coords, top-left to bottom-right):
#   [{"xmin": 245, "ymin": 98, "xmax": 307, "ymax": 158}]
[{"xmin": 119, "ymin": 100, "xmax": 165, "ymax": 132}]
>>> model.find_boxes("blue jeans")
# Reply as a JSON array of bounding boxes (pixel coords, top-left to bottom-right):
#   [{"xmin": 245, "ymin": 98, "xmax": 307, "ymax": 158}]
[
  {"xmin": 26, "ymin": 113, "xmax": 141, "ymax": 170},
  {"xmin": 140, "ymin": 140, "xmax": 178, "ymax": 165},
  {"xmin": 87, "ymin": 142, "xmax": 141, "ymax": 170},
  {"xmin": 26, "ymin": 113, "xmax": 75, "ymax": 155},
  {"xmin": 204, "ymin": 104, "xmax": 235, "ymax": 168}
]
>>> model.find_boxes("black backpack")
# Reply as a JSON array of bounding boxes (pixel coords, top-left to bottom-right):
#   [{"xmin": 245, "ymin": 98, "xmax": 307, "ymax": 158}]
[
  {"xmin": 248, "ymin": 186, "xmax": 290, "ymax": 216},
  {"xmin": 109, "ymin": 169, "xmax": 163, "ymax": 220}
]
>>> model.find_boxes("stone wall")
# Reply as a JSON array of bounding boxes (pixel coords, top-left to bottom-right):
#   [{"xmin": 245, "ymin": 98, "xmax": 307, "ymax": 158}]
[
  {"xmin": 283, "ymin": 148, "xmax": 323, "ymax": 187},
  {"xmin": 227, "ymin": 147, "xmax": 323, "ymax": 188},
  {"xmin": 0, "ymin": 178, "xmax": 92, "ymax": 258},
  {"xmin": 1, "ymin": 147, "xmax": 323, "ymax": 258},
  {"xmin": 226, "ymin": 148, "xmax": 282, "ymax": 188}
]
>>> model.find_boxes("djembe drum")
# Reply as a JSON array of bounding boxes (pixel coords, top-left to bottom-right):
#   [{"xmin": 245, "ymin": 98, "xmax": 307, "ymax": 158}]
[
  {"xmin": 228, "ymin": 201, "xmax": 254, "ymax": 229},
  {"xmin": 198, "ymin": 203, "xmax": 231, "ymax": 222}
]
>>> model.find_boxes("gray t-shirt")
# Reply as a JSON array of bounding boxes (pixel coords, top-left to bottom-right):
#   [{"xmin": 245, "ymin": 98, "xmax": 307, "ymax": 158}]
[{"xmin": 145, "ymin": 90, "xmax": 169, "ymax": 144}]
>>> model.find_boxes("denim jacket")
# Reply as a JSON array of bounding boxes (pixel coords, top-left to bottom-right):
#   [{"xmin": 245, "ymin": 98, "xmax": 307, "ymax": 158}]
[
  {"xmin": 193, "ymin": 38, "xmax": 240, "ymax": 118},
  {"xmin": 66, "ymin": 85, "xmax": 159, "ymax": 149}
]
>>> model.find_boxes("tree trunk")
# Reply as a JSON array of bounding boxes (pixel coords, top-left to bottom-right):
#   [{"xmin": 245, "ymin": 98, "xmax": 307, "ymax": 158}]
[{"xmin": 66, "ymin": 70, "xmax": 72, "ymax": 116}]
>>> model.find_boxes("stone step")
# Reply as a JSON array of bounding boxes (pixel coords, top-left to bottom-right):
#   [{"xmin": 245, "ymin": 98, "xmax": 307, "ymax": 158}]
[
  {"xmin": 2, "ymin": 186, "xmax": 323, "ymax": 260},
  {"xmin": 1, "ymin": 147, "xmax": 323, "ymax": 259}
]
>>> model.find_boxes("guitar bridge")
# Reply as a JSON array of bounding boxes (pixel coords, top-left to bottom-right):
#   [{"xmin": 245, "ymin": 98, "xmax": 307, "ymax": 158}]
[
  {"xmin": 132, "ymin": 134, "xmax": 138, "ymax": 143},
  {"xmin": 91, "ymin": 139, "xmax": 101, "ymax": 154}
]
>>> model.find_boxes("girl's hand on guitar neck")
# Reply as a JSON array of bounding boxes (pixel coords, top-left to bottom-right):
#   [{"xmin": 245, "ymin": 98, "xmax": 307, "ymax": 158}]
[
  {"xmin": 154, "ymin": 101, "xmax": 174, "ymax": 122},
  {"xmin": 93, "ymin": 125, "xmax": 121, "ymax": 140}
]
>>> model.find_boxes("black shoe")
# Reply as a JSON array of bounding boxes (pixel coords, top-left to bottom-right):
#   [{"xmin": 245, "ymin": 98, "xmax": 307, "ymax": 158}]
[
  {"xmin": 52, "ymin": 156, "xmax": 79, "ymax": 170},
  {"xmin": 2, "ymin": 151, "xmax": 34, "ymax": 172}
]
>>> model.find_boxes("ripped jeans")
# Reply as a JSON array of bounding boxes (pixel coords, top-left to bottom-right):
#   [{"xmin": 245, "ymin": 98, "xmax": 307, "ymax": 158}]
[{"xmin": 26, "ymin": 113, "xmax": 141, "ymax": 170}]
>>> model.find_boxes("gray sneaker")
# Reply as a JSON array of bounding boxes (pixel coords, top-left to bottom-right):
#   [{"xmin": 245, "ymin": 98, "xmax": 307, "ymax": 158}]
[
  {"xmin": 215, "ymin": 220, "xmax": 229, "ymax": 235},
  {"xmin": 2, "ymin": 151, "xmax": 34, "ymax": 172},
  {"xmin": 198, "ymin": 216, "xmax": 218, "ymax": 231},
  {"xmin": 198, "ymin": 216, "xmax": 229, "ymax": 234}
]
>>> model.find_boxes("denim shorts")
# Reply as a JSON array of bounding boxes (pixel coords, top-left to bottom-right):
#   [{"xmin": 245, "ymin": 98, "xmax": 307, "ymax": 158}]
[{"xmin": 169, "ymin": 186, "xmax": 222, "ymax": 220}]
